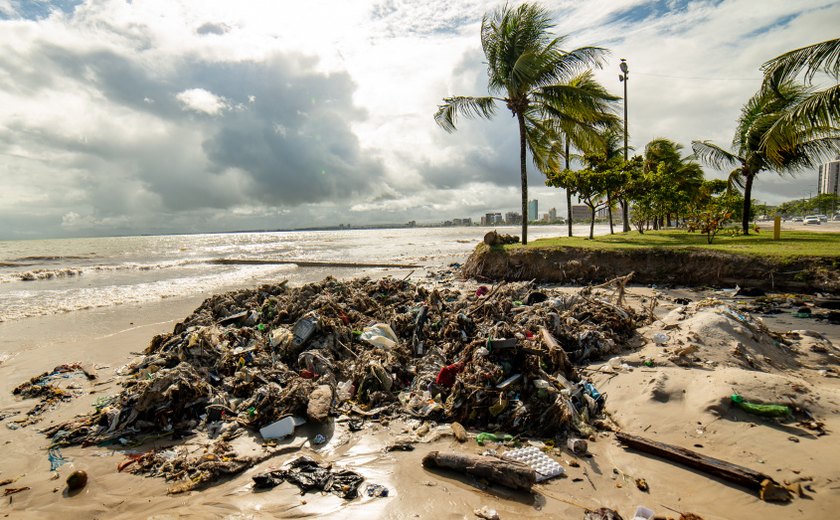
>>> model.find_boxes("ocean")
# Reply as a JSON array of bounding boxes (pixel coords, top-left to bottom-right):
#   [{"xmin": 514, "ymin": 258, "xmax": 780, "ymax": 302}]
[{"xmin": 0, "ymin": 225, "xmax": 608, "ymax": 322}]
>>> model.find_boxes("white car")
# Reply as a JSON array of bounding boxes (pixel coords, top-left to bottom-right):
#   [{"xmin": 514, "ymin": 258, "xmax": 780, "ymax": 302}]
[{"xmin": 804, "ymin": 216, "xmax": 821, "ymax": 225}]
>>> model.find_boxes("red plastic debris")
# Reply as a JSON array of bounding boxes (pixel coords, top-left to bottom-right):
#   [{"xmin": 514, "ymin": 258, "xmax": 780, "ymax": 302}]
[{"xmin": 435, "ymin": 362, "xmax": 465, "ymax": 388}]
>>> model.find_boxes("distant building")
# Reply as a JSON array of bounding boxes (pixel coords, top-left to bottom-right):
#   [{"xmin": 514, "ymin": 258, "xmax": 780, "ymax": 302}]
[
  {"xmin": 548, "ymin": 207, "xmax": 557, "ymax": 222},
  {"xmin": 527, "ymin": 199, "xmax": 538, "ymax": 221},
  {"xmin": 571, "ymin": 205, "xmax": 590, "ymax": 220},
  {"xmin": 505, "ymin": 212, "xmax": 522, "ymax": 225},
  {"xmin": 818, "ymin": 156, "xmax": 840, "ymax": 197},
  {"xmin": 482, "ymin": 212, "xmax": 503, "ymax": 226}
]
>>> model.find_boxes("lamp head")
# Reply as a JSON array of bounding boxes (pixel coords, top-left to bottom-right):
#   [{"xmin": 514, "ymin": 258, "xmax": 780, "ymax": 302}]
[{"xmin": 619, "ymin": 59, "xmax": 628, "ymax": 74}]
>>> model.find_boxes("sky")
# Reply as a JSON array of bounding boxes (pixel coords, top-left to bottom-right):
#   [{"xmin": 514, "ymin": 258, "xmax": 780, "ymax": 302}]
[{"xmin": 0, "ymin": 0, "xmax": 837, "ymax": 239}]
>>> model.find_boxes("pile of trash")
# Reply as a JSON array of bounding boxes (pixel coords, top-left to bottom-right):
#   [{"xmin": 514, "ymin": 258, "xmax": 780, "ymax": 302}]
[{"xmin": 34, "ymin": 276, "xmax": 646, "ymax": 490}]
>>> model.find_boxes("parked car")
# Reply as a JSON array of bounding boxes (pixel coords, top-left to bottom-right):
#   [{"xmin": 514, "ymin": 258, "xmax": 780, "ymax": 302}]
[
  {"xmin": 792, "ymin": 216, "xmax": 804, "ymax": 222},
  {"xmin": 816, "ymin": 214, "xmax": 828, "ymax": 222},
  {"xmin": 804, "ymin": 215, "xmax": 821, "ymax": 225}
]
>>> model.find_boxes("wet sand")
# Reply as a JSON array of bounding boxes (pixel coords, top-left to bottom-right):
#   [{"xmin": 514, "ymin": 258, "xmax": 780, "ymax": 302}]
[{"xmin": 1, "ymin": 281, "xmax": 839, "ymax": 519}]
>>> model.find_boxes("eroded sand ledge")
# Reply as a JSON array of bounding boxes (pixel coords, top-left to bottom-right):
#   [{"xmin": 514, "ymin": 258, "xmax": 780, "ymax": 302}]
[{"xmin": 462, "ymin": 244, "xmax": 840, "ymax": 293}]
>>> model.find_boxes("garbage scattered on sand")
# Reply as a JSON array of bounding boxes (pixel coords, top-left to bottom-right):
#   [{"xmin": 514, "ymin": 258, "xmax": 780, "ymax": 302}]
[
  {"xmin": 10, "ymin": 363, "xmax": 96, "ymax": 427},
  {"xmin": 252, "ymin": 455, "xmax": 364, "ymax": 499},
  {"xmin": 27, "ymin": 276, "xmax": 644, "ymax": 492},
  {"xmin": 6, "ymin": 274, "xmax": 834, "ymax": 516}
]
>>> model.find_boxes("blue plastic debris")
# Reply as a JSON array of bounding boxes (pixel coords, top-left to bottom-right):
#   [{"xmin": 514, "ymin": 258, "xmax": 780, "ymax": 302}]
[{"xmin": 48, "ymin": 447, "xmax": 67, "ymax": 471}]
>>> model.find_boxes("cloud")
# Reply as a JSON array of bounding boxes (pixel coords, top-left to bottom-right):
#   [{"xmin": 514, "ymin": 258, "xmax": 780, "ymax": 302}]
[
  {"xmin": 0, "ymin": 0, "xmax": 838, "ymax": 239},
  {"xmin": 196, "ymin": 22, "xmax": 229, "ymax": 36},
  {"xmin": 176, "ymin": 88, "xmax": 229, "ymax": 115}
]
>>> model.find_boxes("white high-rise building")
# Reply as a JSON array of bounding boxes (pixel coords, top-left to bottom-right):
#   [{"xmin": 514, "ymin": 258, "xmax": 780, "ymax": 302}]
[{"xmin": 818, "ymin": 156, "xmax": 840, "ymax": 197}]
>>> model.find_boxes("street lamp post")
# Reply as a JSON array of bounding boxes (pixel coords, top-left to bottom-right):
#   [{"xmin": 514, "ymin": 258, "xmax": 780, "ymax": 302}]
[{"xmin": 619, "ymin": 58, "xmax": 630, "ymax": 232}]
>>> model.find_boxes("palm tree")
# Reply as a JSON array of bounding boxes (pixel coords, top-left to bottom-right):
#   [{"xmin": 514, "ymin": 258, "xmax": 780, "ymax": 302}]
[
  {"xmin": 540, "ymin": 72, "xmax": 620, "ymax": 237},
  {"xmin": 643, "ymin": 138, "xmax": 703, "ymax": 227},
  {"xmin": 760, "ymin": 38, "xmax": 840, "ymax": 165},
  {"xmin": 434, "ymin": 3, "xmax": 608, "ymax": 245},
  {"xmin": 692, "ymin": 82, "xmax": 834, "ymax": 235}
]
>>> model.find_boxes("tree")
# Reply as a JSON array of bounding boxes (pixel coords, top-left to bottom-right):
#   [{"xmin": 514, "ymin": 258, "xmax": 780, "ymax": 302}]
[
  {"xmin": 811, "ymin": 193, "xmax": 839, "ymax": 215},
  {"xmin": 545, "ymin": 156, "xmax": 625, "ymax": 239},
  {"xmin": 582, "ymin": 129, "xmax": 627, "ymax": 234},
  {"xmin": 540, "ymin": 72, "xmax": 620, "ymax": 237},
  {"xmin": 643, "ymin": 138, "xmax": 704, "ymax": 227},
  {"xmin": 692, "ymin": 82, "xmax": 833, "ymax": 235},
  {"xmin": 760, "ymin": 38, "xmax": 840, "ymax": 165},
  {"xmin": 685, "ymin": 180, "xmax": 738, "ymax": 244},
  {"xmin": 434, "ymin": 3, "xmax": 608, "ymax": 245}
]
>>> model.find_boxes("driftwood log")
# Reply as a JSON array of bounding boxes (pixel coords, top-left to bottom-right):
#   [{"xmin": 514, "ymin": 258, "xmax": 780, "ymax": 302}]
[
  {"xmin": 616, "ymin": 432, "xmax": 773, "ymax": 490},
  {"xmin": 539, "ymin": 327, "xmax": 576, "ymax": 382},
  {"xmin": 483, "ymin": 230, "xmax": 520, "ymax": 247},
  {"xmin": 422, "ymin": 451, "xmax": 535, "ymax": 490}
]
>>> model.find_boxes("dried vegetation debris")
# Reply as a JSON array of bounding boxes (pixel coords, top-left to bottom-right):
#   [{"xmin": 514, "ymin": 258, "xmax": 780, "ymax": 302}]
[
  {"xmin": 25, "ymin": 276, "xmax": 646, "ymax": 490},
  {"xmin": 9, "ymin": 363, "xmax": 96, "ymax": 428}
]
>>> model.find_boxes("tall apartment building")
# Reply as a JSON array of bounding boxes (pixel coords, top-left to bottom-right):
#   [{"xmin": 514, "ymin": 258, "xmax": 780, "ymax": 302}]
[
  {"xmin": 818, "ymin": 156, "xmax": 840, "ymax": 197},
  {"xmin": 527, "ymin": 199, "xmax": 538, "ymax": 221}
]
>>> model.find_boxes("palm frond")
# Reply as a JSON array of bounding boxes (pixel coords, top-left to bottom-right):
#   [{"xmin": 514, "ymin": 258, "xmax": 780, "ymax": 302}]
[
  {"xmin": 778, "ymin": 83, "xmax": 840, "ymax": 129},
  {"xmin": 691, "ymin": 140, "xmax": 742, "ymax": 170},
  {"xmin": 434, "ymin": 96, "xmax": 498, "ymax": 133},
  {"xmin": 727, "ymin": 168, "xmax": 745, "ymax": 191},
  {"xmin": 532, "ymin": 46, "xmax": 609, "ymax": 88},
  {"xmin": 482, "ymin": 3, "xmax": 555, "ymax": 95},
  {"xmin": 772, "ymin": 135, "xmax": 840, "ymax": 172},
  {"xmin": 761, "ymin": 38, "xmax": 840, "ymax": 87}
]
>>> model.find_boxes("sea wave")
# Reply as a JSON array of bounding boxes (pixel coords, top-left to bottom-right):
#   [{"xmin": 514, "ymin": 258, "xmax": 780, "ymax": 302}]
[
  {"xmin": 17, "ymin": 268, "xmax": 84, "ymax": 281},
  {"xmin": 10, "ymin": 255, "xmax": 95, "ymax": 262},
  {"xmin": 0, "ymin": 259, "xmax": 210, "ymax": 284},
  {"xmin": 0, "ymin": 263, "xmax": 297, "ymax": 322}
]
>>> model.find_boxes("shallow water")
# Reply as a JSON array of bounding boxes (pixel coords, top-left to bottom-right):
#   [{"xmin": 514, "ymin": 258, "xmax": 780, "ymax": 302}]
[{"xmin": 0, "ymin": 225, "xmax": 608, "ymax": 322}]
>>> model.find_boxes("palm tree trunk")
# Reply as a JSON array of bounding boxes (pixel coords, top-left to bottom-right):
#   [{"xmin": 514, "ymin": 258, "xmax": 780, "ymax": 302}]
[
  {"xmin": 565, "ymin": 137, "xmax": 573, "ymax": 237},
  {"xmin": 621, "ymin": 200, "xmax": 630, "ymax": 232},
  {"xmin": 517, "ymin": 112, "xmax": 528, "ymax": 245},
  {"xmin": 742, "ymin": 171, "xmax": 754, "ymax": 235},
  {"xmin": 589, "ymin": 206, "xmax": 596, "ymax": 239},
  {"xmin": 607, "ymin": 194, "xmax": 614, "ymax": 234}
]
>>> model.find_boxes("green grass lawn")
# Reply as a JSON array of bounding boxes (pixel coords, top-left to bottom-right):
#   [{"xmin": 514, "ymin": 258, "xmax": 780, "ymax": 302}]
[{"xmin": 519, "ymin": 229, "xmax": 840, "ymax": 259}]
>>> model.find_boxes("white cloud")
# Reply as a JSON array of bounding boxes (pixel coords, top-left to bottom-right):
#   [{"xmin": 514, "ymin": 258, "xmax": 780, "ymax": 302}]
[
  {"xmin": 175, "ymin": 87, "xmax": 228, "ymax": 115},
  {"xmin": 0, "ymin": 0, "xmax": 838, "ymax": 239}
]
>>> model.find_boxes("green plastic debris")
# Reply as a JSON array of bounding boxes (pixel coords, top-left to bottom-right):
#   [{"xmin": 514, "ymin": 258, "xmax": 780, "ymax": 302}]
[
  {"xmin": 731, "ymin": 394, "xmax": 791, "ymax": 417},
  {"xmin": 476, "ymin": 432, "xmax": 513, "ymax": 446},
  {"xmin": 256, "ymin": 323, "xmax": 266, "ymax": 332}
]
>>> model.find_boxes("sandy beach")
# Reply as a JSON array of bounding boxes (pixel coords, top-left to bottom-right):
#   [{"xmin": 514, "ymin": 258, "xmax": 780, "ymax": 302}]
[{"xmin": 1, "ymin": 259, "xmax": 838, "ymax": 519}]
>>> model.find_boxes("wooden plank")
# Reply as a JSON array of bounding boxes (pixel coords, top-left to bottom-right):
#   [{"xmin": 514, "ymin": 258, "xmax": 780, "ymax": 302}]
[{"xmin": 616, "ymin": 432, "xmax": 772, "ymax": 490}]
